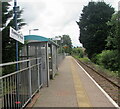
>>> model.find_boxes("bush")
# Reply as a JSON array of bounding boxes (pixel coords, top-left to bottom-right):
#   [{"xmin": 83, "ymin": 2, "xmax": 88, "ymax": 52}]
[
  {"xmin": 80, "ymin": 57, "xmax": 91, "ymax": 63},
  {"xmin": 94, "ymin": 50, "xmax": 119, "ymax": 71},
  {"xmin": 72, "ymin": 47, "xmax": 84, "ymax": 58}
]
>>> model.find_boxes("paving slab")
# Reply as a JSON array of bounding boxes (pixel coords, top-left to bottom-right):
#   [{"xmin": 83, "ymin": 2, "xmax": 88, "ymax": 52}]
[
  {"xmin": 33, "ymin": 57, "xmax": 78, "ymax": 107},
  {"xmin": 33, "ymin": 56, "xmax": 116, "ymax": 108}
]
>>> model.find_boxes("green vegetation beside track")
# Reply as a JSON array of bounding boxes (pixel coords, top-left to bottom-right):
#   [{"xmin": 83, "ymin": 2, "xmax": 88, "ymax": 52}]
[
  {"xmin": 74, "ymin": 56, "xmax": 118, "ymax": 77},
  {"xmin": 72, "ymin": 48, "xmax": 118, "ymax": 78}
]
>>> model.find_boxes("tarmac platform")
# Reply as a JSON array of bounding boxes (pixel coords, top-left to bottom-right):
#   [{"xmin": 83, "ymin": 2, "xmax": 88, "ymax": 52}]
[{"xmin": 32, "ymin": 56, "xmax": 118, "ymax": 108}]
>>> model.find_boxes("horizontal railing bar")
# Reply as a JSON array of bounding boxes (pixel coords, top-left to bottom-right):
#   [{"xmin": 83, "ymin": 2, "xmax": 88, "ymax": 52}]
[
  {"xmin": 0, "ymin": 67, "xmax": 29, "ymax": 79},
  {"xmin": 0, "ymin": 62, "xmax": 41, "ymax": 79},
  {"xmin": 22, "ymin": 97, "xmax": 31, "ymax": 108},
  {"xmin": 31, "ymin": 89, "xmax": 39, "ymax": 98},
  {"xmin": 22, "ymin": 84, "xmax": 43, "ymax": 108},
  {"xmin": 30, "ymin": 63, "xmax": 40, "ymax": 68},
  {"xmin": 0, "ymin": 53, "xmax": 65, "ymax": 109},
  {"xmin": 0, "ymin": 60, "xmax": 29, "ymax": 67},
  {"xmin": 0, "ymin": 57, "xmax": 41, "ymax": 67}
]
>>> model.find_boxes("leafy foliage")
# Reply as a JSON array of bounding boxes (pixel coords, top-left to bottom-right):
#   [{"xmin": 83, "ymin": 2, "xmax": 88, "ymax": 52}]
[
  {"xmin": 106, "ymin": 11, "xmax": 120, "ymax": 72},
  {"xmin": 93, "ymin": 50, "xmax": 119, "ymax": 71},
  {"xmin": 56, "ymin": 35, "xmax": 72, "ymax": 54},
  {"xmin": 77, "ymin": 1, "xmax": 114, "ymax": 58},
  {"xmin": 2, "ymin": 2, "xmax": 26, "ymax": 63},
  {"xmin": 106, "ymin": 12, "xmax": 119, "ymax": 50},
  {"xmin": 72, "ymin": 47, "xmax": 84, "ymax": 58}
]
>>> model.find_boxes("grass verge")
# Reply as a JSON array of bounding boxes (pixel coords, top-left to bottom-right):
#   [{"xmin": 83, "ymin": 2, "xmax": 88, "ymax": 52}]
[{"xmin": 73, "ymin": 56, "xmax": 118, "ymax": 78}]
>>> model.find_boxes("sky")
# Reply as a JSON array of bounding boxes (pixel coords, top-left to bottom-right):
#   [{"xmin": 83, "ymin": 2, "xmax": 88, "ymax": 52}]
[{"xmin": 10, "ymin": 0, "xmax": 119, "ymax": 47}]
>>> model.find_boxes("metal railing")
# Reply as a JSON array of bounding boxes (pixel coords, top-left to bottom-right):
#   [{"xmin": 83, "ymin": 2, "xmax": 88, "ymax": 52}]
[
  {"xmin": 0, "ymin": 57, "xmax": 42, "ymax": 109},
  {"xmin": 0, "ymin": 53, "xmax": 66, "ymax": 109}
]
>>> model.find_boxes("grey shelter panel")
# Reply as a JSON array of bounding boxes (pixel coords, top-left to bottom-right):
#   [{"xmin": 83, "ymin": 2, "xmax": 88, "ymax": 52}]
[
  {"xmin": 30, "ymin": 59, "xmax": 38, "ymax": 94},
  {"xmin": 48, "ymin": 44, "xmax": 52, "ymax": 78},
  {"xmin": 20, "ymin": 35, "xmax": 59, "ymax": 87},
  {"xmin": 1, "ymin": 35, "xmax": 65, "ymax": 108},
  {"xmin": 20, "ymin": 42, "xmax": 48, "ymax": 87},
  {"xmin": 49, "ymin": 43, "xmax": 58, "ymax": 79},
  {"xmin": 36, "ymin": 44, "xmax": 42, "ymax": 85},
  {"xmin": 30, "ymin": 42, "xmax": 48, "ymax": 86},
  {"xmin": 19, "ymin": 45, "xmax": 27, "ymax": 60},
  {"xmin": 52, "ymin": 45, "xmax": 57, "ymax": 77},
  {"xmin": 28, "ymin": 44, "xmax": 36, "ymax": 58},
  {"xmin": 40, "ymin": 43, "xmax": 48, "ymax": 86}
]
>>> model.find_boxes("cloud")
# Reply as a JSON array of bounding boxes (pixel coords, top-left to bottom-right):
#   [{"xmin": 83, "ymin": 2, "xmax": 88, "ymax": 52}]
[
  {"xmin": 17, "ymin": 0, "xmax": 119, "ymax": 46},
  {"xmin": 18, "ymin": 1, "xmax": 46, "ymax": 24}
]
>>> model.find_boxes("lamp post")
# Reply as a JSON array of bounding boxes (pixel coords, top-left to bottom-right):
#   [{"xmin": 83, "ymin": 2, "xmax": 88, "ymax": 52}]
[{"xmin": 29, "ymin": 29, "xmax": 39, "ymax": 35}]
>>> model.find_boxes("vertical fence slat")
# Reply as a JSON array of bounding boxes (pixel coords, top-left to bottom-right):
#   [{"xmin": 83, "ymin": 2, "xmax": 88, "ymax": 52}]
[
  {"xmin": 0, "ymin": 77, "xmax": 3, "ymax": 108},
  {"xmin": 4, "ymin": 78, "xmax": 6, "ymax": 108},
  {"xmin": 13, "ymin": 75, "xmax": 15, "ymax": 108},
  {"xmin": 37, "ymin": 58, "xmax": 40, "ymax": 89},
  {"xmin": 14, "ymin": 74, "xmax": 17, "ymax": 109},
  {"xmin": 0, "ymin": 57, "xmax": 49, "ymax": 108},
  {"xmin": 10, "ymin": 76, "xmax": 12, "ymax": 108},
  {"xmin": 28, "ymin": 60, "xmax": 32, "ymax": 99}
]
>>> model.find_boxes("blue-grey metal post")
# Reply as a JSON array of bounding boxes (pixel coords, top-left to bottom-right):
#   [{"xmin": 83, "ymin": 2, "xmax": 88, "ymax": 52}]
[
  {"xmin": 14, "ymin": 0, "xmax": 20, "ymax": 107},
  {"xmin": 14, "ymin": 0, "xmax": 18, "ymax": 67}
]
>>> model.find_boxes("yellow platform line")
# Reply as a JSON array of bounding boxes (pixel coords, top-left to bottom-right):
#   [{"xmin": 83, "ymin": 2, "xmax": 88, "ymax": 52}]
[{"xmin": 71, "ymin": 59, "xmax": 92, "ymax": 107}]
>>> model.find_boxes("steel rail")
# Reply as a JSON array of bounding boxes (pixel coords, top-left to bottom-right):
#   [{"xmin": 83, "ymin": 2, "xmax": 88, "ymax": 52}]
[{"xmin": 75, "ymin": 58, "xmax": 120, "ymax": 88}]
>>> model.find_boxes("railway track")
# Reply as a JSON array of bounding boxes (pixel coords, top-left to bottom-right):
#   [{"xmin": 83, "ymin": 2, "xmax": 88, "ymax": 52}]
[
  {"xmin": 76, "ymin": 59, "xmax": 120, "ymax": 88},
  {"xmin": 75, "ymin": 58, "xmax": 120, "ymax": 106}
]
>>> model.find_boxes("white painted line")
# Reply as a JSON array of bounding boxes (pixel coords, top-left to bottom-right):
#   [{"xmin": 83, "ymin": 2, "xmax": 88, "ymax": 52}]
[{"xmin": 73, "ymin": 58, "xmax": 119, "ymax": 108}]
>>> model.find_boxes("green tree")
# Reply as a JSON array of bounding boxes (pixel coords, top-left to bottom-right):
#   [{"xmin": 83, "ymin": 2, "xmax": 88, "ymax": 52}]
[
  {"xmin": 2, "ymin": 2, "xmax": 26, "ymax": 63},
  {"xmin": 2, "ymin": 2, "xmax": 13, "ymax": 28},
  {"xmin": 107, "ymin": 12, "xmax": 120, "ymax": 46},
  {"xmin": 72, "ymin": 47, "xmax": 84, "ymax": 58},
  {"xmin": 93, "ymin": 50, "xmax": 119, "ymax": 71},
  {"xmin": 77, "ymin": 1, "xmax": 114, "ymax": 59},
  {"xmin": 56, "ymin": 35, "xmax": 72, "ymax": 54},
  {"xmin": 61, "ymin": 35, "xmax": 72, "ymax": 54},
  {"xmin": 62, "ymin": 35, "xmax": 72, "ymax": 47},
  {"xmin": 106, "ymin": 11, "xmax": 120, "ymax": 72}
]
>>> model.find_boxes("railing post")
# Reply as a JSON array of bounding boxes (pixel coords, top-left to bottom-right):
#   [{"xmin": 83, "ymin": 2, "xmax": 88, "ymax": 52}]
[
  {"xmin": 46, "ymin": 43, "xmax": 49, "ymax": 87},
  {"xmin": 28, "ymin": 60, "xmax": 32, "ymax": 99},
  {"xmin": 0, "ymin": 67, "xmax": 3, "ymax": 108},
  {"xmin": 0, "ymin": 79, "xmax": 3, "ymax": 108},
  {"xmin": 37, "ymin": 58, "xmax": 40, "ymax": 90}
]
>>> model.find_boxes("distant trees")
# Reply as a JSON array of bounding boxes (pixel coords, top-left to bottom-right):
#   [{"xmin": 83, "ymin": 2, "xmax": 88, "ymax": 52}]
[
  {"xmin": 2, "ymin": 2, "xmax": 13, "ymax": 28},
  {"xmin": 76, "ymin": 1, "xmax": 120, "ymax": 72},
  {"xmin": 55, "ymin": 35, "xmax": 72, "ymax": 54},
  {"xmin": 105, "ymin": 11, "xmax": 120, "ymax": 71},
  {"xmin": 77, "ymin": 1, "xmax": 114, "ymax": 59},
  {"xmin": 106, "ymin": 12, "xmax": 120, "ymax": 51},
  {"xmin": 91, "ymin": 11, "xmax": 120, "ymax": 72},
  {"xmin": 96, "ymin": 11, "xmax": 120, "ymax": 72},
  {"xmin": 72, "ymin": 47, "xmax": 84, "ymax": 58},
  {"xmin": 2, "ymin": 2, "xmax": 26, "ymax": 63}
]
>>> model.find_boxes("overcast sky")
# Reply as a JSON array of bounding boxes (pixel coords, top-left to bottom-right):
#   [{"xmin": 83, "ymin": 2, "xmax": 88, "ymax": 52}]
[{"xmin": 11, "ymin": 0, "xmax": 119, "ymax": 47}]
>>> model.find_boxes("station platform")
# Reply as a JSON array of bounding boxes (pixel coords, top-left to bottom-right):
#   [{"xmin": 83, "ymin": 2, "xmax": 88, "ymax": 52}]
[{"xmin": 32, "ymin": 56, "xmax": 117, "ymax": 107}]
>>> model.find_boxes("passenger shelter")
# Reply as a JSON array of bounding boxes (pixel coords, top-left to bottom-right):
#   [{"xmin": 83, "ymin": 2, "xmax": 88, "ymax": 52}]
[{"xmin": 20, "ymin": 35, "xmax": 59, "ymax": 87}]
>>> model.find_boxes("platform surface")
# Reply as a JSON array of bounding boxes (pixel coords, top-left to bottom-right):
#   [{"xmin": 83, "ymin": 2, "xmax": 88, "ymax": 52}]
[{"xmin": 33, "ymin": 56, "xmax": 116, "ymax": 107}]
